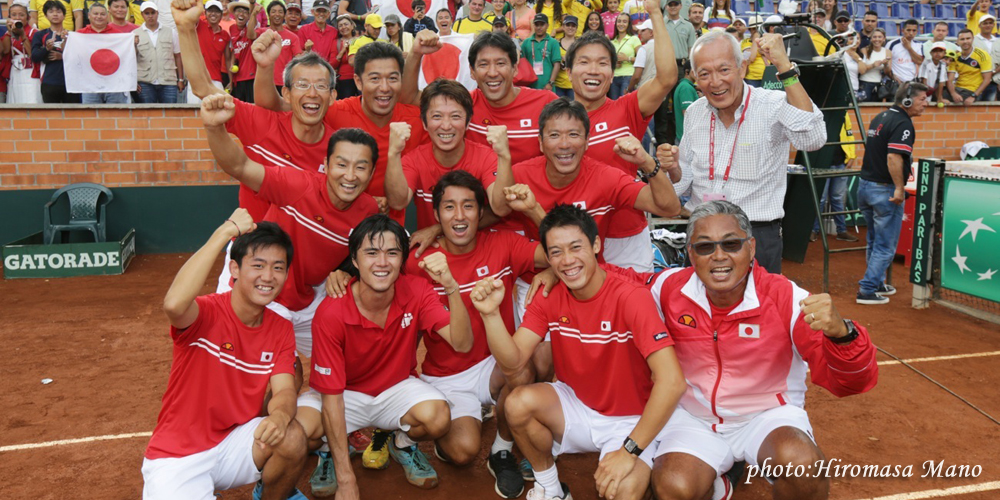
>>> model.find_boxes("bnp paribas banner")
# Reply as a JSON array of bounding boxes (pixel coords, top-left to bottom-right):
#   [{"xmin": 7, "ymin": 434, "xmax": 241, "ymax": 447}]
[{"xmin": 941, "ymin": 177, "xmax": 1000, "ymax": 303}]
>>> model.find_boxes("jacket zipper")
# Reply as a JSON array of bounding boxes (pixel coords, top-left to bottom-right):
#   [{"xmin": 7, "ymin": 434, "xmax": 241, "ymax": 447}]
[{"xmin": 710, "ymin": 330, "xmax": 723, "ymax": 429}]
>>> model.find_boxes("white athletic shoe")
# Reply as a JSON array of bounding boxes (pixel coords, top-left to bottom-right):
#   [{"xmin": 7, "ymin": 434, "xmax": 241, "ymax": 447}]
[{"xmin": 525, "ymin": 483, "xmax": 572, "ymax": 500}]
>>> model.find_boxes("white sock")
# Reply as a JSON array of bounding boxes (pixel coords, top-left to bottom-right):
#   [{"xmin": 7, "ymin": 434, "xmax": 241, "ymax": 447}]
[
  {"xmin": 491, "ymin": 434, "xmax": 514, "ymax": 455},
  {"xmin": 711, "ymin": 475, "xmax": 729, "ymax": 500},
  {"xmin": 534, "ymin": 465, "xmax": 564, "ymax": 498},
  {"xmin": 394, "ymin": 431, "xmax": 416, "ymax": 449}
]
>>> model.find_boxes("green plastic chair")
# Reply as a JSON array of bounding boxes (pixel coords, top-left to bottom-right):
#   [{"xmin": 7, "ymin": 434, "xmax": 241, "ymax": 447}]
[
  {"xmin": 43, "ymin": 183, "xmax": 114, "ymax": 245},
  {"xmin": 969, "ymin": 147, "xmax": 1000, "ymax": 160}
]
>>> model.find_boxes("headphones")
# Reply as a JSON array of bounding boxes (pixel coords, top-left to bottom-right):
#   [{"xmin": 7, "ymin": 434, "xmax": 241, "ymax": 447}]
[{"xmin": 901, "ymin": 81, "xmax": 914, "ymax": 108}]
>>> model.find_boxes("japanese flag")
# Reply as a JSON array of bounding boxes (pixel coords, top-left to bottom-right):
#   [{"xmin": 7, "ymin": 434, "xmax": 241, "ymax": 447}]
[
  {"xmin": 418, "ymin": 34, "xmax": 477, "ymax": 91},
  {"xmin": 373, "ymin": 0, "xmax": 450, "ymax": 30},
  {"xmin": 63, "ymin": 33, "xmax": 137, "ymax": 93}
]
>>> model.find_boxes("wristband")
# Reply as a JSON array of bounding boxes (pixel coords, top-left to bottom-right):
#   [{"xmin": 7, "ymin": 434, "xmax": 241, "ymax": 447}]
[
  {"xmin": 227, "ymin": 219, "xmax": 241, "ymax": 236},
  {"xmin": 781, "ymin": 75, "xmax": 799, "ymax": 87},
  {"xmin": 639, "ymin": 156, "xmax": 661, "ymax": 183}
]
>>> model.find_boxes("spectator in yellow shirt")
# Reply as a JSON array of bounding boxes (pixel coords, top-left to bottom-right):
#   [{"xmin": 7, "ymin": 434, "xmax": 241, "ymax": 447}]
[
  {"xmin": 743, "ymin": 29, "xmax": 764, "ymax": 86},
  {"xmin": 811, "ymin": 113, "xmax": 859, "ymax": 243},
  {"xmin": 967, "ymin": 0, "xmax": 998, "ymax": 36},
  {"xmin": 947, "ymin": 29, "xmax": 995, "ymax": 103},
  {"xmin": 29, "ymin": 0, "xmax": 83, "ymax": 31}
]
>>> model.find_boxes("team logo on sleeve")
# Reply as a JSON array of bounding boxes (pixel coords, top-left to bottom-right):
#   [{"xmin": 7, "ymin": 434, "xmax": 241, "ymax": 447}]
[
  {"xmin": 260, "ymin": 352, "xmax": 274, "ymax": 362},
  {"xmin": 559, "ymin": 316, "xmax": 571, "ymax": 324},
  {"xmin": 315, "ymin": 365, "xmax": 332, "ymax": 375},
  {"xmin": 401, "ymin": 313, "xmax": 413, "ymax": 329},
  {"xmin": 222, "ymin": 342, "xmax": 235, "ymax": 351},
  {"xmin": 477, "ymin": 266, "xmax": 490, "ymax": 277},
  {"xmin": 572, "ymin": 201, "xmax": 587, "ymax": 210},
  {"xmin": 520, "ymin": 119, "xmax": 532, "ymax": 128},
  {"xmin": 653, "ymin": 331, "xmax": 669, "ymax": 341},
  {"xmin": 677, "ymin": 315, "xmax": 697, "ymax": 328},
  {"xmin": 600, "ymin": 321, "xmax": 611, "ymax": 331},
  {"xmin": 738, "ymin": 323, "xmax": 760, "ymax": 339},
  {"xmin": 314, "ymin": 216, "xmax": 325, "ymax": 223}
]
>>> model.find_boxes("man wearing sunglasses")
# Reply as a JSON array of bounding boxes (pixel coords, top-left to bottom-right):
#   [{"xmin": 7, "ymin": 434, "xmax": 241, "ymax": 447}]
[{"xmin": 642, "ymin": 200, "xmax": 878, "ymax": 500}]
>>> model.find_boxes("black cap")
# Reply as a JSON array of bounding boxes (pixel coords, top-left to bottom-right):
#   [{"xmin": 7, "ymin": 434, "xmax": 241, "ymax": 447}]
[
  {"xmin": 562, "ymin": 15, "xmax": 577, "ymax": 25},
  {"xmin": 493, "ymin": 16, "xmax": 507, "ymax": 26},
  {"xmin": 313, "ymin": 0, "xmax": 331, "ymax": 9},
  {"xmin": 667, "ymin": 0, "xmax": 680, "ymax": 5},
  {"xmin": 835, "ymin": 9, "xmax": 850, "ymax": 20},
  {"xmin": 533, "ymin": 13, "xmax": 548, "ymax": 24}
]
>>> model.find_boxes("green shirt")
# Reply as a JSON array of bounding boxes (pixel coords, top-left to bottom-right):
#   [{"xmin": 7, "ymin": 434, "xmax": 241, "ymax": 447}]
[
  {"xmin": 673, "ymin": 78, "xmax": 698, "ymax": 143},
  {"xmin": 521, "ymin": 35, "xmax": 561, "ymax": 90}
]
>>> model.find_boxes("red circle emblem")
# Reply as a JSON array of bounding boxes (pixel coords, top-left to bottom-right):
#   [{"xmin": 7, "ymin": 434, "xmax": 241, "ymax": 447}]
[
  {"xmin": 396, "ymin": 0, "xmax": 414, "ymax": 17},
  {"xmin": 90, "ymin": 48, "xmax": 121, "ymax": 76},
  {"xmin": 421, "ymin": 43, "xmax": 462, "ymax": 83}
]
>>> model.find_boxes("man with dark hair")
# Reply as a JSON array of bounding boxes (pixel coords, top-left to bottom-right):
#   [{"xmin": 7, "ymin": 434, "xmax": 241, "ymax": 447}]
[
  {"xmin": 256, "ymin": 39, "xmax": 427, "ymax": 225},
  {"xmin": 31, "ymin": 1, "xmax": 80, "ymax": 103},
  {"xmin": 297, "ymin": 214, "xmax": 474, "ymax": 495},
  {"xmin": 135, "ymin": 1, "xmax": 184, "ymax": 104},
  {"xmin": 565, "ymin": 0, "xmax": 678, "ymax": 273},
  {"xmin": 454, "ymin": 0, "xmax": 493, "ymax": 34},
  {"xmin": 856, "ymin": 81, "xmax": 928, "ymax": 304},
  {"xmin": 469, "ymin": 203, "xmax": 686, "ymax": 500},
  {"xmin": 436, "ymin": 8, "xmax": 454, "ymax": 35},
  {"xmin": 384, "ymin": 79, "xmax": 511, "ymax": 230},
  {"xmin": 402, "ymin": 30, "xmax": 558, "ymax": 165},
  {"xmin": 174, "ymin": 0, "xmax": 338, "ymax": 222},
  {"xmin": 189, "ymin": 0, "xmax": 231, "ymax": 103},
  {"xmin": 859, "ymin": 10, "xmax": 878, "ymax": 48},
  {"xmin": 262, "ymin": 1, "xmax": 305, "ymax": 89},
  {"xmin": 347, "ymin": 13, "xmax": 384, "ymax": 65},
  {"xmin": 404, "ymin": 0, "xmax": 438, "ymax": 34},
  {"xmin": 522, "ymin": 14, "xmax": 561, "ymax": 91},
  {"xmin": 142, "ymin": 210, "xmax": 308, "ymax": 500},
  {"xmin": 887, "ymin": 19, "xmax": 924, "ymax": 84},
  {"xmin": 948, "ymin": 29, "xmax": 995, "ymax": 103},
  {"xmin": 226, "ymin": 0, "xmax": 261, "ymax": 103}
]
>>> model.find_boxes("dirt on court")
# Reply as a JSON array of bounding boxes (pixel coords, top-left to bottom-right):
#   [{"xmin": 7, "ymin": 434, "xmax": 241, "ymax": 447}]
[{"xmin": 2, "ymin": 234, "xmax": 999, "ymax": 500}]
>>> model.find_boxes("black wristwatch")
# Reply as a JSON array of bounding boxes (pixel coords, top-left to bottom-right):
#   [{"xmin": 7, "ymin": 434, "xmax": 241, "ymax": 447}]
[
  {"xmin": 828, "ymin": 319, "xmax": 859, "ymax": 345},
  {"xmin": 623, "ymin": 437, "xmax": 643, "ymax": 456},
  {"xmin": 776, "ymin": 63, "xmax": 800, "ymax": 81}
]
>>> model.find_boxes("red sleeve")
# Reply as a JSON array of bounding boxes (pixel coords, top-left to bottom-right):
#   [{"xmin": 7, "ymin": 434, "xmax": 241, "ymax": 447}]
[
  {"xmin": 501, "ymin": 231, "xmax": 540, "ymax": 276},
  {"xmin": 309, "ymin": 299, "xmax": 347, "ymax": 395},
  {"xmin": 608, "ymin": 166, "xmax": 645, "ymax": 210},
  {"xmin": 474, "ymin": 145, "xmax": 499, "ymax": 189},
  {"xmin": 169, "ymin": 294, "xmax": 216, "ymax": 344},
  {"xmin": 257, "ymin": 164, "xmax": 312, "ymax": 206},
  {"xmin": 623, "ymin": 286, "xmax": 673, "ymax": 358},
  {"xmin": 414, "ymin": 277, "xmax": 451, "ymax": 333},
  {"xmin": 225, "ymin": 98, "xmax": 268, "ymax": 138},
  {"xmin": 290, "ymin": 31, "xmax": 302, "ymax": 55},
  {"xmin": 622, "ymin": 89, "xmax": 653, "ymax": 125},
  {"xmin": 401, "ymin": 149, "xmax": 421, "ymax": 192},
  {"xmin": 789, "ymin": 286, "xmax": 879, "ymax": 397},
  {"xmin": 271, "ymin": 317, "xmax": 297, "ymax": 376},
  {"xmin": 520, "ymin": 289, "xmax": 552, "ymax": 339},
  {"xmin": 601, "ymin": 263, "xmax": 657, "ymax": 287}
]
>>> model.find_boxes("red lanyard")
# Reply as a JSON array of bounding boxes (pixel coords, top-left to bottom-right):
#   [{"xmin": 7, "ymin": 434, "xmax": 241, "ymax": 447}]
[{"xmin": 708, "ymin": 87, "xmax": 752, "ymax": 182}]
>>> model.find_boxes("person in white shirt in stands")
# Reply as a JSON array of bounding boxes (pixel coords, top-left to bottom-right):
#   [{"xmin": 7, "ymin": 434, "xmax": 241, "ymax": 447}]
[
  {"xmin": 917, "ymin": 42, "xmax": 950, "ymax": 103},
  {"xmin": 663, "ymin": 30, "xmax": 826, "ymax": 274},
  {"xmin": 886, "ymin": 19, "xmax": 923, "ymax": 85},
  {"xmin": 974, "ymin": 14, "xmax": 998, "ymax": 99},
  {"xmin": 858, "ymin": 28, "xmax": 890, "ymax": 102}
]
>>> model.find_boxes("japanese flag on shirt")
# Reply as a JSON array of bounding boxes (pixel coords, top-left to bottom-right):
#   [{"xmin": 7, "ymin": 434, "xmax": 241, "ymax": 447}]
[
  {"xmin": 417, "ymin": 34, "xmax": 477, "ymax": 91},
  {"xmin": 63, "ymin": 33, "xmax": 137, "ymax": 93}
]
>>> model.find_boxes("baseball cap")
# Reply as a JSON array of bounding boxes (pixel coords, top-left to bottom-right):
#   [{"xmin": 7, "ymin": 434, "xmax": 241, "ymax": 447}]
[
  {"xmin": 813, "ymin": 9, "xmax": 826, "ymax": 17},
  {"xmin": 979, "ymin": 13, "xmax": 996, "ymax": 23},
  {"xmin": 384, "ymin": 13, "xmax": 401, "ymax": 24},
  {"xmin": 562, "ymin": 15, "xmax": 578, "ymax": 26},
  {"xmin": 931, "ymin": 41, "xmax": 947, "ymax": 51},
  {"xmin": 227, "ymin": 0, "xmax": 251, "ymax": 11},
  {"xmin": 366, "ymin": 13, "xmax": 384, "ymax": 28},
  {"xmin": 285, "ymin": 2, "xmax": 302, "ymax": 10},
  {"xmin": 666, "ymin": 0, "xmax": 680, "ymax": 4},
  {"xmin": 636, "ymin": 19, "xmax": 653, "ymax": 30},
  {"xmin": 493, "ymin": 16, "xmax": 507, "ymax": 26},
  {"xmin": 835, "ymin": 9, "xmax": 850, "ymax": 20},
  {"xmin": 140, "ymin": 0, "xmax": 158, "ymax": 11},
  {"xmin": 204, "ymin": 0, "xmax": 224, "ymax": 11},
  {"xmin": 313, "ymin": 0, "xmax": 331, "ymax": 10},
  {"xmin": 533, "ymin": 13, "xmax": 548, "ymax": 24},
  {"xmin": 946, "ymin": 49, "xmax": 958, "ymax": 59},
  {"xmin": 732, "ymin": 17, "xmax": 746, "ymax": 26}
]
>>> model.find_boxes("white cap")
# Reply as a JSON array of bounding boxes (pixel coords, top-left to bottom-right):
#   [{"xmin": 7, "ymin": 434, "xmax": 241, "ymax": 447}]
[
  {"xmin": 732, "ymin": 17, "xmax": 746, "ymax": 26},
  {"xmin": 204, "ymin": 0, "xmax": 224, "ymax": 10},
  {"xmin": 139, "ymin": 0, "xmax": 158, "ymax": 11},
  {"xmin": 979, "ymin": 14, "xmax": 996, "ymax": 23},
  {"xmin": 636, "ymin": 19, "xmax": 653, "ymax": 31},
  {"xmin": 931, "ymin": 41, "xmax": 948, "ymax": 51},
  {"xmin": 765, "ymin": 14, "xmax": 783, "ymax": 24}
]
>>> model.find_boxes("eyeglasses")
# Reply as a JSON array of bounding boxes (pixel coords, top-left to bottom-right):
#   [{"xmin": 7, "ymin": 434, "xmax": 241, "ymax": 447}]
[
  {"xmin": 292, "ymin": 81, "xmax": 331, "ymax": 92},
  {"xmin": 690, "ymin": 237, "xmax": 750, "ymax": 256}
]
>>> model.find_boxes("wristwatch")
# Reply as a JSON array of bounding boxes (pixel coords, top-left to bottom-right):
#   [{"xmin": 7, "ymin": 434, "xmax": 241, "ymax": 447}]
[
  {"xmin": 828, "ymin": 319, "xmax": 859, "ymax": 345},
  {"xmin": 776, "ymin": 63, "xmax": 800, "ymax": 81},
  {"xmin": 623, "ymin": 437, "xmax": 643, "ymax": 456}
]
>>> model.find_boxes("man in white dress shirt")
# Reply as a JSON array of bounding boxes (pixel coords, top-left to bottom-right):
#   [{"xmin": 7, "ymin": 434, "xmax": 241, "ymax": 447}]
[{"xmin": 660, "ymin": 30, "xmax": 826, "ymax": 274}]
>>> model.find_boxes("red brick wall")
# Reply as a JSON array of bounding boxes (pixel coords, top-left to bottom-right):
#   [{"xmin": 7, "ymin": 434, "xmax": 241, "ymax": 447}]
[{"xmin": 1, "ymin": 104, "xmax": 997, "ymax": 191}]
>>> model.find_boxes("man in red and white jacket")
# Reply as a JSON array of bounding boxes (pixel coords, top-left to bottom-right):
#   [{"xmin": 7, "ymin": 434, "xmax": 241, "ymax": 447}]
[{"xmin": 643, "ymin": 200, "xmax": 878, "ymax": 500}]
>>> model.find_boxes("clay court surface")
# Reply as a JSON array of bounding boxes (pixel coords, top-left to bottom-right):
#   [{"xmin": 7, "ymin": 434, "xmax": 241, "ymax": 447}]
[{"xmin": 2, "ymin": 233, "xmax": 999, "ymax": 500}]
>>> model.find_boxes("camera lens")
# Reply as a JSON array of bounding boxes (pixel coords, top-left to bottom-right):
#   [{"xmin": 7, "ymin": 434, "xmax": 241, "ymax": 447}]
[{"xmin": 14, "ymin": 20, "xmax": 23, "ymax": 28}]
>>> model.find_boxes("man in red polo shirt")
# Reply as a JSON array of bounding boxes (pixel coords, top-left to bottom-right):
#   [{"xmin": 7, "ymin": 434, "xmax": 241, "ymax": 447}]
[
  {"xmin": 402, "ymin": 30, "xmax": 558, "ymax": 165},
  {"xmin": 190, "ymin": 0, "xmax": 231, "ymax": 104},
  {"xmin": 226, "ymin": 0, "xmax": 262, "ymax": 102},
  {"xmin": 142, "ymin": 210, "xmax": 307, "ymax": 500},
  {"xmin": 202, "ymin": 92, "xmax": 380, "ymax": 364},
  {"xmin": 297, "ymin": 0, "xmax": 338, "ymax": 64},
  {"xmin": 254, "ymin": 39, "xmax": 426, "ymax": 224},
  {"xmin": 470, "ymin": 204, "xmax": 685, "ymax": 500},
  {"xmin": 297, "ymin": 215, "xmax": 474, "ymax": 496},
  {"xmin": 261, "ymin": 0, "xmax": 303, "ymax": 89},
  {"xmin": 384, "ymin": 79, "xmax": 510, "ymax": 230}
]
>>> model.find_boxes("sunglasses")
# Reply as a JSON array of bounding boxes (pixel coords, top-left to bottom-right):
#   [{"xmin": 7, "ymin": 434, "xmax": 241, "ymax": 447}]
[{"xmin": 690, "ymin": 237, "xmax": 750, "ymax": 256}]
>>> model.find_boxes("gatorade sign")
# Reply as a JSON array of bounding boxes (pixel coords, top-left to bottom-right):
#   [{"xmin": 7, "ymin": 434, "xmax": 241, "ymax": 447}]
[{"xmin": 3, "ymin": 229, "xmax": 136, "ymax": 279}]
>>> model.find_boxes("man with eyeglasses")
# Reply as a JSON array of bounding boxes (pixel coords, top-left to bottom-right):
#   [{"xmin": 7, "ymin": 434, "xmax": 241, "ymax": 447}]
[{"xmin": 524, "ymin": 200, "xmax": 876, "ymax": 500}]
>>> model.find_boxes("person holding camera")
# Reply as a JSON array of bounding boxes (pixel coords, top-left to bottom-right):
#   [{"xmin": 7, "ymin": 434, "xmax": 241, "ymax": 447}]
[
  {"xmin": 31, "ymin": 0, "xmax": 81, "ymax": 103},
  {"xmin": 6, "ymin": 3, "xmax": 44, "ymax": 103}
]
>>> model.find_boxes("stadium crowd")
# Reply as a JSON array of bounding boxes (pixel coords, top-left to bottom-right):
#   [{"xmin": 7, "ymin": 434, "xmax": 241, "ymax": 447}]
[{"xmin": 0, "ymin": 0, "xmax": 997, "ymax": 107}]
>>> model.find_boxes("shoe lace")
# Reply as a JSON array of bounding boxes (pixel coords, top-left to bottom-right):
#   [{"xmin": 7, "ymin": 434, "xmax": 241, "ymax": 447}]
[
  {"xmin": 409, "ymin": 448, "xmax": 435, "ymax": 473},
  {"xmin": 370, "ymin": 430, "xmax": 391, "ymax": 451},
  {"xmin": 496, "ymin": 450, "xmax": 516, "ymax": 468}
]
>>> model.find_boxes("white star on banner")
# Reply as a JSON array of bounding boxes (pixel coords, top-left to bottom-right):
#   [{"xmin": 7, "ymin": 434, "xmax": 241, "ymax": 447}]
[
  {"xmin": 952, "ymin": 245, "xmax": 971, "ymax": 274},
  {"xmin": 959, "ymin": 217, "xmax": 997, "ymax": 242},
  {"xmin": 978, "ymin": 269, "xmax": 997, "ymax": 281}
]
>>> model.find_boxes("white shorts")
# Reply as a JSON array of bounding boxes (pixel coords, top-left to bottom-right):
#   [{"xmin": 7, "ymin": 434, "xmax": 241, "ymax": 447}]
[
  {"xmin": 187, "ymin": 80, "xmax": 225, "ymax": 105},
  {"xmin": 654, "ymin": 405, "xmax": 815, "ymax": 476},
  {"xmin": 604, "ymin": 226, "xmax": 654, "ymax": 273},
  {"xmin": 420, "ymin": 356, "xmax": 497, "ymax": 421},
  {"xmin": 298, "ymin": 377, "xmax": 449, "ymax": 433},
  {"xmin": 549, "ymin": 381, "xmax": 662, "ymax": 469},
  {"xmin": 141, "ymin": 417, "xmax": 264, "ymax": 500},
  {"xmin": 217, "ymin": 241, "xmax": 325, "ymax": 358},
  {"xmin": 514, "ymin": 277, "xmax": 551, "ymax": 341}
]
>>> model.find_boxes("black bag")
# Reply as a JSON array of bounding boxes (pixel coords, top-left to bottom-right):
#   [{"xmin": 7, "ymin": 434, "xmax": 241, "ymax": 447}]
[{"xmin": 876, "ymin": 76, "xmax": 899, "ymax": 101}]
